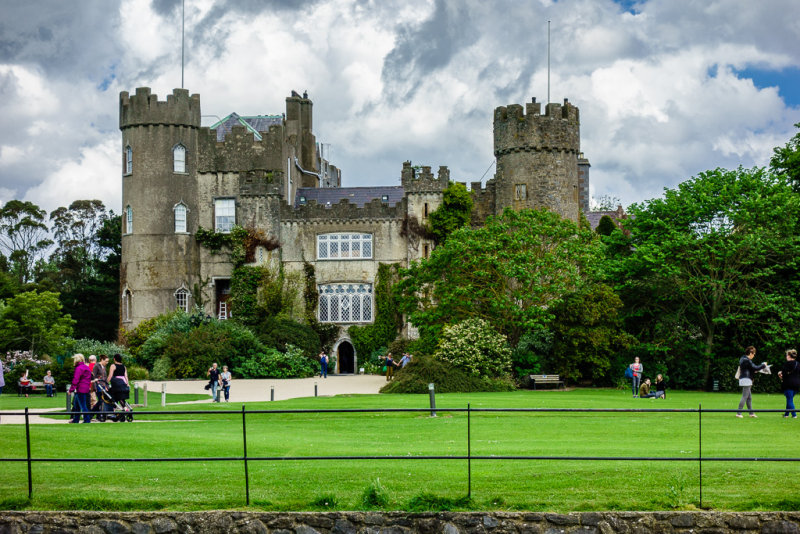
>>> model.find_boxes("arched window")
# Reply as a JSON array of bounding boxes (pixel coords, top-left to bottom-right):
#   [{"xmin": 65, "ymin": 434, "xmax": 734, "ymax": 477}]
[
  {"xmin": 122, "ymin": 288, "xmax": 132, "ymax": 322},
  {"xmin": 175, "ymin": 287, "xmax": 190, "ymax": 312},
  {"xmin": 174, "ymin": 203, "xmax": 188, "ymax": 233},
  {"xmin": 125, "ymin": 205, "xmax": 133, "ymax": 234},
  {"xmin": 125, "ymin": 146, "xmax": 132, "ymax": 174},
  {"xmin": 173, "ymin": 144, "xmax": 186, "ymax": 173}
]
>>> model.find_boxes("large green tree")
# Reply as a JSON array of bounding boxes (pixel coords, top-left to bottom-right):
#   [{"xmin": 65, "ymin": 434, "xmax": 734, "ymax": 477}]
[
  {"xmin": 427, "ymin": 181, "xmax": 473, "ymax": 244},
  {"xmin": 0, "ymin": 200, "xmax": 53, "ymax": 284},
  {"xmin": 609, "ymin": 167, "xmax": 800, "ymax": 387},
  {"xmin": 0, "ymin": 290, "xmax": 75, "ymax": 355},
  {"xmin": 398, "ymin": 208, "xmax": 603, "ymax": 350},
  {"xmin": 770, "ymin": 122, "xmax": 800, "ymax": 190}
]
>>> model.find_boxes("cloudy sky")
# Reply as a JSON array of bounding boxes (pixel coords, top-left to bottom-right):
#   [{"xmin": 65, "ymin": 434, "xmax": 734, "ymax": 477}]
[{"xmin": 1, "ymin": 0, "xmax": 799, "ymax": 215}]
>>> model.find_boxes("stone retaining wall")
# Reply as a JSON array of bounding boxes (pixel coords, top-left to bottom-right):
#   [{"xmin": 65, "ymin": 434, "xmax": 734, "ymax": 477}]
[{"xmin": 1, "ymin": 511, "xmax": 799, "ymax": 534}]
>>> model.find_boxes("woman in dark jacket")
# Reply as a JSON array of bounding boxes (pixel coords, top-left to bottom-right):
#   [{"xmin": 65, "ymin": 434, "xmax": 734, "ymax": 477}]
[
  {"xmin": 737, "ymin": 346, "xmax": 767, "ymax": 418},
  {"xmin": 778, "ymin": 349, "xmax": 800, "ymax": 419}
]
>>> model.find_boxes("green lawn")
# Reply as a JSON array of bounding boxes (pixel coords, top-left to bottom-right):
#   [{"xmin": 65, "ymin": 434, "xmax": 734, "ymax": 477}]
[{"xmin": 0, "ymin": 389, "xmax": 797, "ymax": 511}]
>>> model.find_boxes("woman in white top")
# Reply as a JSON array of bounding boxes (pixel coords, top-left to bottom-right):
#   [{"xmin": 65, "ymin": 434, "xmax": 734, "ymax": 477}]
[{"xmin": 220, "ymin": 366, "xmax": 232, "ymax": 402}]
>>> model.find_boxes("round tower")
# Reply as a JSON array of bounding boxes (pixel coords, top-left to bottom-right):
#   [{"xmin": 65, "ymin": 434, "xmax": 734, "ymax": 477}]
[
  {"xmin": 119, "ymin": 87, "xmax": 202, "ymax": 328},
  {"xmin": 492, "ymin": 97, "xmax": 581, "ymax": 222}
]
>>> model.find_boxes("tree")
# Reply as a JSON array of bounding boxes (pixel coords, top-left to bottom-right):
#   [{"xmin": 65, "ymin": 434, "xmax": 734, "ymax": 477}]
[
  {"xmin": 0, "ymin": 200, "xmax": 53, "ymax": 284},
  {"xmin": 770, "ymin": 122, "xmax": 800, "ymax": 190},
  {"xmin": 0, "ymin": 290, "xmax": 75, "ymax": 355},
  {"xmin": 427, "ymin": 182, "xmax": 473, "ymax": 244},
  {"xmin": 547, "ymin": 284, "xmax": 635, "ymax": 384},
  {"xmin": 434, "ymin": 318, "xmax": 512, "ymax": 379},
  {"xmin": 610, "ymin": 167, "xmax": 800, "ymax": 387},
  {"xmin": 595, "ymin": 215, "xmax": 617, "ymax": 236},
  {"xmin": 398, "ymin": 208, "xmax": 603, "ymax": 350}
]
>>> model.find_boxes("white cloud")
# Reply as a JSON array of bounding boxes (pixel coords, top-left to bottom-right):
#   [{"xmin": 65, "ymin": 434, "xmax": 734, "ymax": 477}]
[{"xmin": 24, "ymin": 139, "xmax": 120, "ymax": 214}]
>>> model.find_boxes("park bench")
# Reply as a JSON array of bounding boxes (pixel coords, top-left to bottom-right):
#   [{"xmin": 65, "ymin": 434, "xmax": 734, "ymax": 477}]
[
  {"xmin": 528, "ymin": 374, "xmax": 565, "ymax": 390},
  {"xmin": 18, "ymin": 380, "xmax": 56, "ymax": 396}
]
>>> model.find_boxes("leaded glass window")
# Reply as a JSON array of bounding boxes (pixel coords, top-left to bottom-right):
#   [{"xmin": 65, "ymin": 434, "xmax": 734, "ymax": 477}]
[
  {"xmin": 316, "ymin": 233, "xmax": 373, "ymax": 260},
  {"xmin": 318, "ymin": 283, "xmax": 373, "ymax": 323}
]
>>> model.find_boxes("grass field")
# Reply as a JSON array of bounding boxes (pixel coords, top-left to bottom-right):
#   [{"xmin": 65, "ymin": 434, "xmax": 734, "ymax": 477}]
[{"xmin": 0, "ymin": 388, "xmax": 798, "ymax": 512}]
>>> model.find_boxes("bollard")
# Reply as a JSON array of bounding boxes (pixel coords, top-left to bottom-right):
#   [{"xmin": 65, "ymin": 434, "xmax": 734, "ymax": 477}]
[
  {"xmin": 270, "ymin": 386, "xmax": 274, "ymax": 402},
  {"xmin": 314, "ymin": 382, "xmax": 318, "ymax": 397},
  {"xmin": 161, "ymin": 382, "xmax": 166, "ymax": 407},
  {"xmin": 216, "ymin": 388, "xmax": 221, "ymax": 403},
  {"xmin": 713, "ymin": 380, "xmax": 719, "ymax": 392},
  {"xmin": 428, "ymin": 383, "xmax": 436, "ymax": 417},
  {"xmin": 65, "ymin": 386, "xmax": 72, "ymax": 418},
  {"xmin": 134, "ymin": 383, "xmax": 139, "ymax": 405},
  {"xmin": 143, "ymin": 382, "xmax": 148, "ymax": 407}
]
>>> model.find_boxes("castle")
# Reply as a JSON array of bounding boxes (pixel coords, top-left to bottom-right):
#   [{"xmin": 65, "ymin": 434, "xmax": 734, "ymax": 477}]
[{"xmin": 119, "ymin": 87, "xmax": 589, "ymax": 373}]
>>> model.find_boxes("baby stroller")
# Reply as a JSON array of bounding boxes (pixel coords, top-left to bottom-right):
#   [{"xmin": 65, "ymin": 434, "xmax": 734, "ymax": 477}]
[{"xmin": 93, "ymin": 382, "xmax": 133, "ymax": 422}]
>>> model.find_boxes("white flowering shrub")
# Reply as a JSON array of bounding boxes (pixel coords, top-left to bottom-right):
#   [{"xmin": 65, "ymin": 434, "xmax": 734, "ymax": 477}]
[{"xmin": 433, "ymin": 318, "xmax": 512, "ymax": 379}]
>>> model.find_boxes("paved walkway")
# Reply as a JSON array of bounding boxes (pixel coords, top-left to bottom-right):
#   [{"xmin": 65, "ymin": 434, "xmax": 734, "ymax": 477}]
[{"xmin": 0, "ymin": 375, "xmax": 388, "ymax": 424}]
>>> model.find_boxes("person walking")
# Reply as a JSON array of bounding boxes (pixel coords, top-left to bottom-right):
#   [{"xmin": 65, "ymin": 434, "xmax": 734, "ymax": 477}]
[
  {"xmin": 319, "ymin": 351, "xmax": 328, "ymax": 378},
  {"xmin": 629, "ymin": 357, "xmax": 643, "ymax": 397},
  {"xmin": 207, "ymin": 363, "xmax": 221, "ymax": 402},
  {"xmin": 220, "ymin": 365, "xmax": 232, "ymax": 402},
  {"xmin": 91, "ymin": 355, "xmax": 110, "ymax": 415},
  {"xmin": 107, "ymin": 354, "xmax": 130, "ymax": 404},
  {"xmin": 778, "ymin": 349, "xmax": 800, "ymax": 419},
  {"xmin": 384, "ymin": 352, "xmax": 398, "ymax": 381},
  {"xmin": 0, "ymin": 359, "xmax": 5, "ymax": 396},
  {"xmin": 69, "ymin": 354, "xmax": 93, "ymax": 424},
  {"xmin": 736, "ymin": 346, "xmax": 768, "ymax": 418},
  {"xmin": 43, "ymin": 370, "xmax": 55, "ymax": 397}
]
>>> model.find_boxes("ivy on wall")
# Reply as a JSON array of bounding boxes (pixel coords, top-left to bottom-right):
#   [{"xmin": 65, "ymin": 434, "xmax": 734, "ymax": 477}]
[
  {"xmin": 302, "ymin": 261, "xmax": 339, "ymax": 351},
  {"xmin": 348, "ymin": 263, "xmax": 403, "ymax": 358},
  {"xmin": 195, "ymin": 225, "xmax": 279, "ymax": 268}
]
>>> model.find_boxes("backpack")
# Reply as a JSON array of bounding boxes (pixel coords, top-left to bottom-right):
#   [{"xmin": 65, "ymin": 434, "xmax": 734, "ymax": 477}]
[{"xmin": 624, "ymin": 367, "xmax": 633, "ymax": 379}]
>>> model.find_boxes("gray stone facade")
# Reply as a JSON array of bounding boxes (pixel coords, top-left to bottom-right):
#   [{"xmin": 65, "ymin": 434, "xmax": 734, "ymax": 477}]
[
  {"xmin": 2, "ymin": 511, "xmax": 798, "ymax": 534},
  {"xmin": 119, "ymin": 89, "xmax": 588, "ymax": 371}
]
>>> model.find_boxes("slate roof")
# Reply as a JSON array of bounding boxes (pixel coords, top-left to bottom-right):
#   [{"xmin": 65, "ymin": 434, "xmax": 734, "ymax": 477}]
[
  {"xmin": 586, "ymin": 208, "xmax": 626, "ymax": 230},
  {"xmin": 211, "ymin": 112, "xmax": 283, "ymax": 142},
  {"xmin": 295, "ymin": 186, "xmax": 405, "ymax": 208}
]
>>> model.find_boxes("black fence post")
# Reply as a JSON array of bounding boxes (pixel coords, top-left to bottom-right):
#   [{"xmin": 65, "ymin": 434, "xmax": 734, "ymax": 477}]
[
  {"xmin": 25, "ymin": 407, "xmax": 32, "ymax": 500},
  {"xmin": 467, "ymin": 403, "xmax": 472, "ymax": 499},
  {"xmin": 242, "ymin": 405, "xmax": 250, "ymax": 506},
  {"xmin": 699, "ymin": 403, "xmax": 703, "ymax": 509}
]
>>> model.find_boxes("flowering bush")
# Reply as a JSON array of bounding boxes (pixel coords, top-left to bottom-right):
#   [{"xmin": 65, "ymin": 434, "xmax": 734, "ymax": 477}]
[{"xmin": 433, "ymin": 318, "xmax": 512, "ymax": 379}]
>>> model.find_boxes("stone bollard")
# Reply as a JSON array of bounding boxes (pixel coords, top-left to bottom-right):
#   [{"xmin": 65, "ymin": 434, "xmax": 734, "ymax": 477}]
[
  {"xmin": 270, "ymin": 385, "xmax": 274, "ymax": 401},
  {"xmin": 161, "ymin": 382, "xmax": 166, "ymax": 407},
  {"xmin": 143, "ymin": 382, "xmax": 148, "ymax": 407}
]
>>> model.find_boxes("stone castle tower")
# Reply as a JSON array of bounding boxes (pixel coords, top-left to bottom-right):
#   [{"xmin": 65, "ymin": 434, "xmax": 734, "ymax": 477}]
[{"xmin": 492, "ymin": 97, "xmax": 583, "ymax": 221}]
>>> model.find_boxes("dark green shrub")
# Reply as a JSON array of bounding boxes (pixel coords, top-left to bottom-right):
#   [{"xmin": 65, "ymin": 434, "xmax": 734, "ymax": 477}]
[
  {"xmin": 254, "ymin": 316, "xmax": 320, "ymax": 358},
  {"xmin": 361, "ymin": 479, "xmax": 390, "ymax": 508},
  {"xmin": 234, "ymin": 345, "xmax": 317, "ymax": 379},
  {"xmin": 381, "ymin": 355, "xmax": 516, "ymax": 393}
]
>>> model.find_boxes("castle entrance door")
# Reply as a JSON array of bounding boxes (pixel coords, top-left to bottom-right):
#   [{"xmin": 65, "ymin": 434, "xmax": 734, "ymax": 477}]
[{"xmin": 338, "ymin": 341, "xmax": 355, "ymax": 374}]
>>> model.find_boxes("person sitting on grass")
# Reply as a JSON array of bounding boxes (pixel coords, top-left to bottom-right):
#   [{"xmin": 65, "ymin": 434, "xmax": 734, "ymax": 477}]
[
  {"xmin": 654, "ymin": 374, "xmax": 667, "ymax": 399},
  {"xmin": 638, "ymin": 378, "xmax": 657, "ymax": 399}
]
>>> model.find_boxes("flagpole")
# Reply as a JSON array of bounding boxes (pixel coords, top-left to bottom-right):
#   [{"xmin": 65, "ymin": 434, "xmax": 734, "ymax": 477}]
[
  {"xmin": 181, "ymin": 0, "xmax": 185, "ymax": 89},
  {"xmin": 547, "ymin": 20, "xmax": 550, "ymax": 104}
]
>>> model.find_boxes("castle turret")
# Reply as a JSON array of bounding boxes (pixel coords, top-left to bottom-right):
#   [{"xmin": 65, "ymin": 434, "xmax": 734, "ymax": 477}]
[
  {"xmin": 493, "ymin": 97, "xmax": 581, "ymax": 221},
  {"xmin": 119, "ymin": 87, "xmax": 202, "ymax": 327}
]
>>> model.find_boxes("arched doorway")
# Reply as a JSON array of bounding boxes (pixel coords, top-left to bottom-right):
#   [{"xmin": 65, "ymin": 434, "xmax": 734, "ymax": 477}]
[{"xmin": 337, "ymin": 341, "xmax": 355, "ymax": 374}]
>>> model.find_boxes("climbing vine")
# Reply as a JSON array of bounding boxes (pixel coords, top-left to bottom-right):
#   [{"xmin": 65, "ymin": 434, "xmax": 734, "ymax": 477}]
[
  {"xmin": 195, "ymin": 225, "xmax": 279, "ymax": 268},
  {"xmin": 348, "ymin": 263, "xmax": 403, "ymax": 358}
]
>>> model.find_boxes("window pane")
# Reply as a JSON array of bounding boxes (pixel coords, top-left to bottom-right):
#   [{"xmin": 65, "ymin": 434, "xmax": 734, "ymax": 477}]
[
  {"xmin": 174, "ymin": 145, "xmax": 186, "ymax": 173},
  {"xmin": 319, "ymin": 295, "xmax": 328, "ymax": 322},
  {"xmin": 318, "ymin": 241, "xmax": 328, "ymax": 259},
  {"xmin": 352, "ymin": 240, "xmax": 361, "ymax": 257},
  {"xmin": 363, "ymin": 294, "xmax": 372, "ymax": 321},
  {"xmin": 363, "ymin": 240, "xmax": 372, "ymax": 258},
  {"xmin": 352, "ymin": 295, "xmax": 361, "ymax": 321},
  {"xmin": 215, "ymin": 199, "xmax": 235, "ymax": 232},
  {"xmin": 330, "ymin": 241, "xmax": 339, "ymax": 258},
  {"xmin": 174, "ymin": 205, "xmax": 187, "ymax": 233},
  {"xmin": 125, "ymin": 147, "xmax": 132, "ymax": 174},
  {"xmin": 341, "ymin": 295, "xmax": 351, "ymax": 322},
  {"xmin": 331, "ymin": 295, "xmax": 339, "ymax": 321},
  {"xmin": 341, "ymin": 240, "xmax": 350, "ymax": 257}
]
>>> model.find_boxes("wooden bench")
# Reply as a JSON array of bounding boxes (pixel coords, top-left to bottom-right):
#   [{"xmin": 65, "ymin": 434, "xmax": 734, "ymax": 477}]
[
  {"xmin": 528, "ymin": 374, "xmax": 565, "ymax": 390},
  {"xmin": 18, "ymin": 381, "xmax": 56, "ymax": 396}
]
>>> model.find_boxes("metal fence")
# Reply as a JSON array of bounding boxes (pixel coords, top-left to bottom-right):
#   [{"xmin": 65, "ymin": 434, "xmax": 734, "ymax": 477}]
[{"xmin": 1, "ymin": 405, "xmax": 798, "ymax": 508}]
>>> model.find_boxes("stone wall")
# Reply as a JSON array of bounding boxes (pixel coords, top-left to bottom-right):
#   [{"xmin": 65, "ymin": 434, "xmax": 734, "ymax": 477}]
[{"xmin": 1, "ymin": 511, "xmax": 798, "ymax": 534}]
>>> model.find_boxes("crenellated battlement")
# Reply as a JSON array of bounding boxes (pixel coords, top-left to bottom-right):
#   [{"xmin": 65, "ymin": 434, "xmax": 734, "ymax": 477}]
[
  {"xmin": 493, "ymin": 97, "xmax": 580, "ymax": 157},
  {"xmin": 401, "ymin": 161, "xmax": 450, "ymax": 192},
  {"xmin": 196, "ymin": 123, "xmax": 285, "ymax": 173},
  {"xmin": 120, "ymin": 87, "xmax": 201, "ymax": 129},
  {"xmin": 281, "ymin": 196, "xmax": 406, "ymax": 222}
]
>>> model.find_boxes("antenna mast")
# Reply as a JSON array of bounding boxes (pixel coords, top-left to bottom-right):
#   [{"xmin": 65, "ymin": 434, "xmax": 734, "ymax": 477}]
[
  {"xmin": 181, "ymin": 0, "xmax": 185, "ymax": 88},
  {"xmin": 547, "ymin": 20, "xmax": 550, "ymax": 104}
]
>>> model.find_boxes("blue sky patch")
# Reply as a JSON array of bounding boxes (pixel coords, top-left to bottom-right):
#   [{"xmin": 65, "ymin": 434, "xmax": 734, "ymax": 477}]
[
  {"xmin": 734, "ymin": 66, "xmax": 800, "ymax": 108},
  {"xmin": 611, "ymin": 0, "xmax": 643, "ymax": 15}
]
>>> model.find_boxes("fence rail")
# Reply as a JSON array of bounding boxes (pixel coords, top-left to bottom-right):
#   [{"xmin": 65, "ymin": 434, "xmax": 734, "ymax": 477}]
[{"xmin": 2, "ymin": 405, "xmax": 799, "ymax": 508}]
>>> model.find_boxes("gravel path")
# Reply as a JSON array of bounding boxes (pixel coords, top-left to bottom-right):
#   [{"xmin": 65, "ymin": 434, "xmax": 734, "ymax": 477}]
[{"xmin": 0, "ymin": 375, "xmax": 388, "ymax": 424}]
